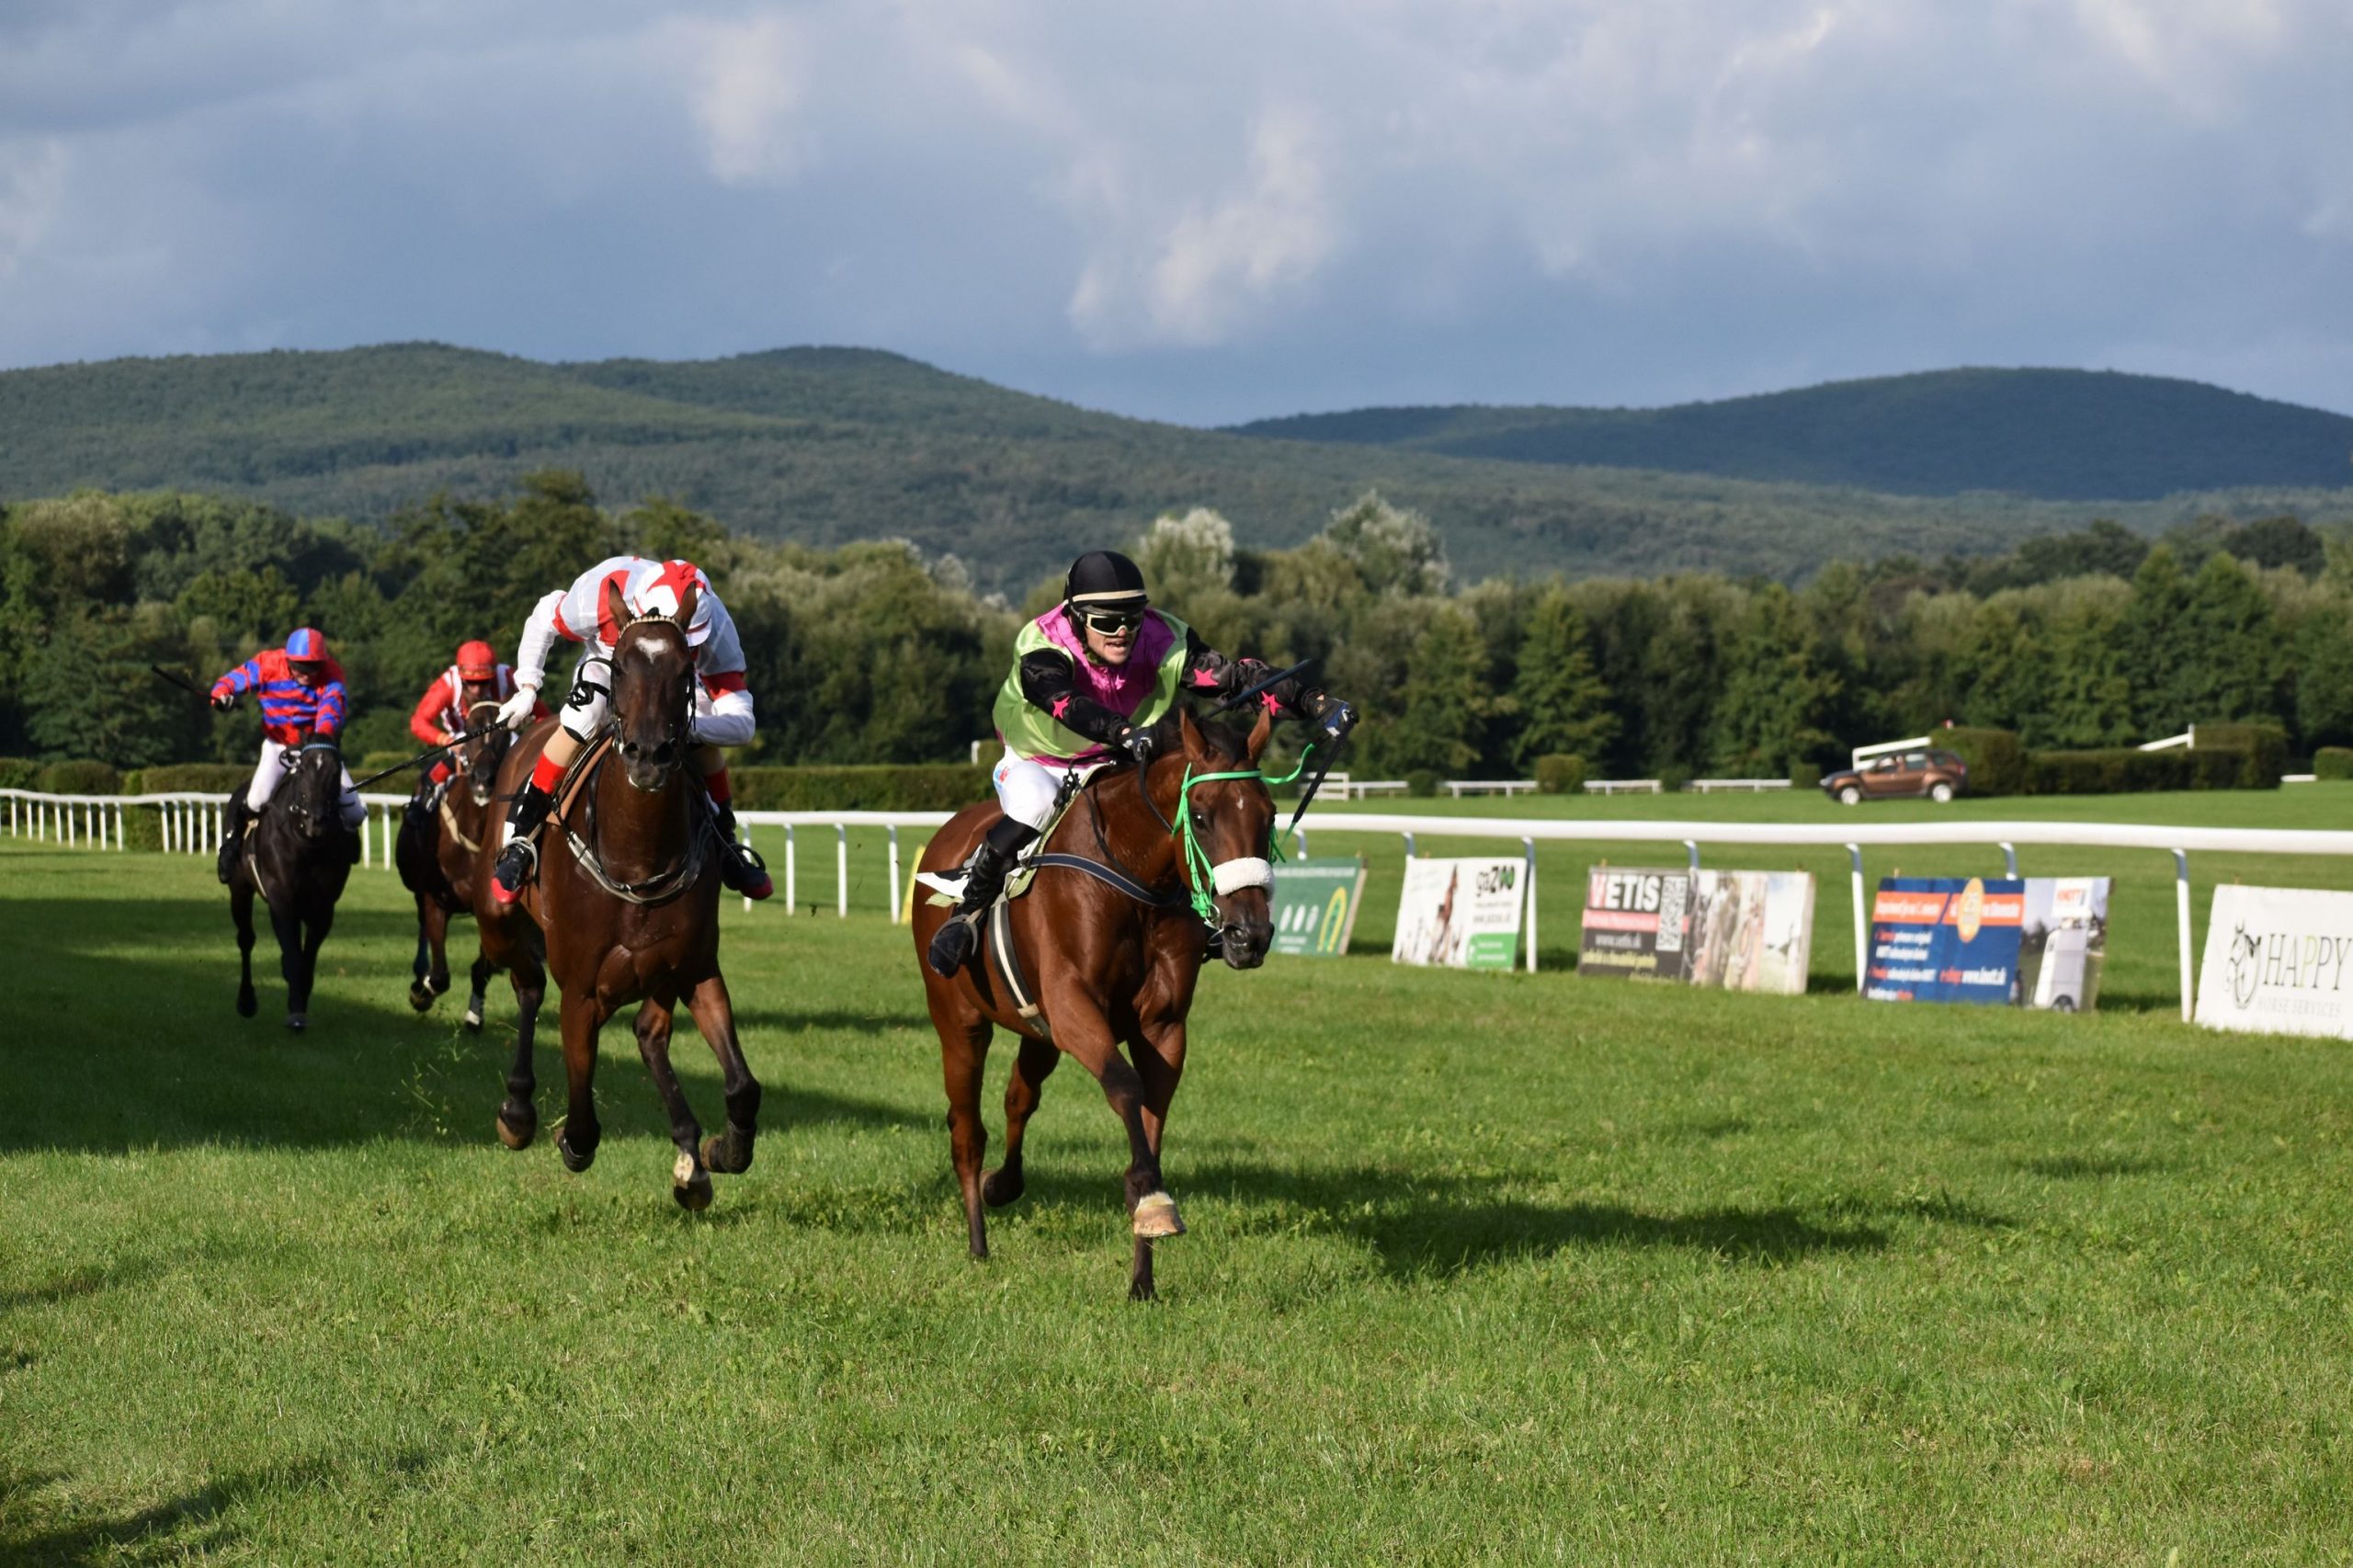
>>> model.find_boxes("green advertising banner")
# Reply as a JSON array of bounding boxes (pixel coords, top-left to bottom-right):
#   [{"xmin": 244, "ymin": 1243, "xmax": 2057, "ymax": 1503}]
[{"xmin": 1270, "ymin": 861, "xmax": 1369, "ymax": 958}]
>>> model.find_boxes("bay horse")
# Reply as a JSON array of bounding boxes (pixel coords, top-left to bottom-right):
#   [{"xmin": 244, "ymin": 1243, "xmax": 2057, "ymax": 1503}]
[
  {"xmin": 229, "ymin": 733, "xmax": 355, "ymax": 1031},
  {"xmin": 394, "ymin": 692, "xmax": 513, "ymax": 1023},
  {"xmin": 472, "ymin": 578, "xmax": 761, "ymax": 1210},
  {"xmin": 911, "ymin": 705, "xmax": 1280, "ymax": 1301}
]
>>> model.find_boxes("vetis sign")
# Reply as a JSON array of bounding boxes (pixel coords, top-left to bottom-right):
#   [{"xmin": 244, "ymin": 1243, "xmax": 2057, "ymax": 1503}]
[
  {"xmin": 2196, "ymin": 885, "xmax": 2353, "ymax": 1039},
  {"xmin": 1578, "ymin": 867, "xmax": 1814, "ymax": 994}
]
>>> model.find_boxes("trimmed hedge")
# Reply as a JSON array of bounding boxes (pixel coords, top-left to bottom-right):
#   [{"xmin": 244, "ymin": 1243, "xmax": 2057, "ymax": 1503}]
[
  {"xmin": 0, "ymin": 757, "xmax": 41, "ymax": 790},
  {"xmin": 124, "ymin": 764, "xmax": 253, "ymax": 795},
  {"xmin": 1790, "ymin": 761, "xmax": 1823, "ymax": 790},
  {"xmin": 2024, "ymin": 746, "xmax": 2266, "ymax": 795},
  {"xmin": 1533, "ymin": 754, "xmax": 1586, "ymax": 795},
  {"xmin": 1405, "ymin": 769, "xmax": 1442, "ymax": 799},
  {"xmin": 37, "ymin": 760, "xmax": 120, "ymax": 796},
  {"xmin": 2315, "ymin": 747, "xmax": 2353, "ymax": 781},
  {"xmin": 1938, "ymin": 727, "xmax": 2028, "ymax": 797},
  {"xmin": 730, "ymin": 765, "xmax": 992, "ymax": 812},
  {"xmin": 2194, "ymin": 723, "xmax": 2288, "ymax": 789}
]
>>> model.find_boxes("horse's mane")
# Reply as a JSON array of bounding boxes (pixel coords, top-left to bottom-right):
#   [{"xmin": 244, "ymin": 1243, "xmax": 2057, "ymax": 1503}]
[{"xmin": 1144, "ymin": 702, "xmax": 1253, "ymax": 766}]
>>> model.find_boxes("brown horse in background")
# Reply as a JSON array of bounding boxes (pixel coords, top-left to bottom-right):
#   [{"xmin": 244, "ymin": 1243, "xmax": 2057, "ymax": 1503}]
[
  {"xmin": 394, "ymin": 691, "xmax": 513, "ymax": 1023},
  {"xmin": 911, "ymin": 706, "xmax": 1279, "ymax": 1300},
  {"xmin": 472, "ymin": 579, "xmax": 761, "ymax": 1210}
]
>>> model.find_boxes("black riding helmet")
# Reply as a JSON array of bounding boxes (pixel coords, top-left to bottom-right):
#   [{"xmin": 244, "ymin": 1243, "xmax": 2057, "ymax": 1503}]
[{"xmin": 1063, "ymin": 550, "xmax": 1149, "ymax": 616}]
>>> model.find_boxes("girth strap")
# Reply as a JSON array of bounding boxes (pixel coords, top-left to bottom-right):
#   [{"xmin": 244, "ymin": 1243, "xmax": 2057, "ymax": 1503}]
[
  {"xmin": 987, "ymin": 898, "xmax": 1051, "ymax": 1041},
  {"xmin": 1022, "ymin": 852, "xmax": 1187, "ymax": 910}
]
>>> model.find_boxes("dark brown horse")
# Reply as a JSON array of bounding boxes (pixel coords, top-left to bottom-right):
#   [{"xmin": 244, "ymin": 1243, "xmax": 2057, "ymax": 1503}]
[
  {"xmin": 911, "ymin": 705, "xmax": 1279, "ymax": 1300},
  {"xmin": 472, "ymin": 578, "xmax": 761, "ymax": 1210},
  {"xmin": 230, "ymin": 733, "xmax": 355, "ymax": 1031},
  {"xmin": 394, "ymin": 693, "xmax": 514, "ymax": 1023}
]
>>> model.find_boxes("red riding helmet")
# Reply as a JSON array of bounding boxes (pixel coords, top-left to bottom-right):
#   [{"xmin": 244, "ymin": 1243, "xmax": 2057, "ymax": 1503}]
[{"xmin": 456, "ymin": 640, "xmax": 497, "ymax": 681}]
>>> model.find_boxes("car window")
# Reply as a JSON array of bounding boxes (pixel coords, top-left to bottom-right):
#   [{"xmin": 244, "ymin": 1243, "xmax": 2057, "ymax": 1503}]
[
  {"xmin": 1901, "ymin": 752, "xmax": 1927, "ymax": 768},
  {"xmin": 1870, "ymin": 756, "xmax": 1898, "ymax": 772}
]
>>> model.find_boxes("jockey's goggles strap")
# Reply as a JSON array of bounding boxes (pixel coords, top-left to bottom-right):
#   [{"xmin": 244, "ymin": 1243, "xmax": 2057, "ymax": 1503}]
[{"xmin": 1170, "ymin": 745, "xmax": 1313, "ymax": 923}]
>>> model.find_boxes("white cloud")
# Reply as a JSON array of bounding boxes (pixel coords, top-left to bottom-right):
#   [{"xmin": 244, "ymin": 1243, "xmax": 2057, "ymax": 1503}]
[
  {"xmin": 0, "ymin": 138, "xmax": 66, "ymax": 283},
  {"xmin": 670, "ymin": 11, "xmax": 811, "ymax": 187}
]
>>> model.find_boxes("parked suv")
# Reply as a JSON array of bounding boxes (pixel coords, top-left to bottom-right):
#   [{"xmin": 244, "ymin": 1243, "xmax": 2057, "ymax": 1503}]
[{"xmin": 1820, "ymin": 748, "xmax": 1969, "ymax": 805}]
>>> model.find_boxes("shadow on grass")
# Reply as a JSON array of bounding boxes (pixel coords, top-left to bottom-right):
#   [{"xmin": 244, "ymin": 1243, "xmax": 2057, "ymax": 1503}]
[
  {"xmin": 0, "ymin": 1452, "xmax": 429, "ymax": 1566},
  {"xmin": 731, "ymin": 1007, "xmax": 930, "ymax": 1037},
  {"xmin": 0, "ymin": 896, "xmax": 931, "ymax": 1155}
]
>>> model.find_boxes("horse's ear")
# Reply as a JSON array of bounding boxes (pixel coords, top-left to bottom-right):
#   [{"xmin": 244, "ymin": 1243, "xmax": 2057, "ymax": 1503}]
[
  {"xmin": 674, "ymin": 582, "xmax": 699, "ymax": 631},
  {"xmin": 604, "ymin": 575, "xmax": 630, "ymax": 634},
  {"xmin": 1178, "ymin": 704, "xmax": 1208, "ymax": 760},
  {"xmin": 1245, "ymin": 703, "xmax": 1272, "ymax": 763}
]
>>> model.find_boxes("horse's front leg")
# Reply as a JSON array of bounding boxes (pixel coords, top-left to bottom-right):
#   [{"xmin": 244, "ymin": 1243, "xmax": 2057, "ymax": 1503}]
[
  {"xmin": 1051, "ymin": 994, "xmax": 1181, "ymax": 1294},
  {"xmin": 554, "ymin": 990, "xmax": 608, "ymax": 1173},
  {"xmin": 1124, "ymin": 1014, "xmax": 1191, "ymax": 1302},
  {"xmin": 410, "ymin": 895, "xmax": 450, "ymax": 1011},
  {"xmin": 681, "ymin": 971, "xmax": 761, "ymax": 1177},
  {"xmin": 632, "ymin": 993, "xmax": 711, "ymax": 1210},
  {"xmin": 231, "ymin": 881, "xmax": 258, "ymax": 1018},
  {"xmin": 266, "ymin": 899, "xmax": 309, "ymax": 1031}
]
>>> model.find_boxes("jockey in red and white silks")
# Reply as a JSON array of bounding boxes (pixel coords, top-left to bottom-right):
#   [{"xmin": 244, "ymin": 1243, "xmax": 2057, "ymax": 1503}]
[{"xmin": 489, "ymin": 556, "xmax": 770, "ymax": 902}]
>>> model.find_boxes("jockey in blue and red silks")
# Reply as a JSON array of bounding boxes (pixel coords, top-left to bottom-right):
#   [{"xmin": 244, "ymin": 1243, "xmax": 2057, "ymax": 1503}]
[
  {"xmin": 925, "ymin": 549, "xmax": 1358, "ymax": 977},
  {"xmin": 208, "ymin": 626, "xmax": 367, "ymax": 882}
]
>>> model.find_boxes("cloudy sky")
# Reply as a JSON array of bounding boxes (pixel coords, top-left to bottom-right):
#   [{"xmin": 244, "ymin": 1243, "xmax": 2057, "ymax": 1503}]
[{"xmin": 2, "ymin": 0, "xmax": 2347, "ymax": 424}]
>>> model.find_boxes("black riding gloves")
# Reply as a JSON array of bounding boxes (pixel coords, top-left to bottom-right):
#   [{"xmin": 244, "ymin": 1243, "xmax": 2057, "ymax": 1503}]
[{"xmin": 1118, "ymin": 726, "xmax": 1158, "ymax": 767}]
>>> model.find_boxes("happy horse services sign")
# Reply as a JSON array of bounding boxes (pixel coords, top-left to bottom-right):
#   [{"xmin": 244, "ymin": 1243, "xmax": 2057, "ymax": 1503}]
[{"xmin": 2196, "ymin": 885, "xmax": 2353, "ymax": 1039}]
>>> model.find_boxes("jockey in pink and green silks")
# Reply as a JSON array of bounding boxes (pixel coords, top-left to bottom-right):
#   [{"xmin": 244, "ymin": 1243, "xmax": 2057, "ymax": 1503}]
[{"xmin": 926, "ymin": 548, "xmax": 1357, "ymax": 978}]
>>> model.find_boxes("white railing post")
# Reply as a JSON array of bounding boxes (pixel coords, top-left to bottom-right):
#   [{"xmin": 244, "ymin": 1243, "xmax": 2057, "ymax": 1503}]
[
  {"xmin": 888, "ymin": 825, "xmax": 903, "ymax": 924},
  {"xmin": 360, "ymin": 803, "xmax": 371, "ymax": 868},
  {"xmin": 2000, "ymin": 841, "xmax": 2018, "ymax": 878},
  {"xmin": 1847, "ymin": 844, "xmax": 1867, "ymax": 997},
  {"xmin": 1683, "ymin": 838, "xmax": 1699, "ymax": 873},
  {"xmin": 1522, "ymin": 835, "xmax": 1538, "ymax": 974},
  {"xmin": 741, "ymin": 824, "xmax": 755, "ymax": 915},
  {"xmin": 784, "ymin": 825, "xmax": 797, "ymax": 914},
  {"xmin": 2174, "ymin": 849, "xmax": 2194, "ymax": 1024},
  {"xmin": 835, "ymin": 824, "xmax": 848, "ymax": 919}
]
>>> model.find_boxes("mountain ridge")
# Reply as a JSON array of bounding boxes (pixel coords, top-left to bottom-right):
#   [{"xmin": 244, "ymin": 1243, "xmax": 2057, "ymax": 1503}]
[{"xmin": 3, "ymin": 345, "xmax": 2348, "ymax": 590}]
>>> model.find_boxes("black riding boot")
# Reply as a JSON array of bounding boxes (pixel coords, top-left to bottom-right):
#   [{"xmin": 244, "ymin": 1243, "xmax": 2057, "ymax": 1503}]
[
  {"xmin": 926, "ymin": 818, "xmax": 1038, "ymax": 977},
  {"xmin": 215, "ymin": 791, "xmax": 251, "ymax": 885},
  {"xmin": 491, "ymin": 780, "xmax": 554, "ymax": 903},
  {"xmin": 707, "ymin": 801, "xmax": 772, "ymax": 901}
]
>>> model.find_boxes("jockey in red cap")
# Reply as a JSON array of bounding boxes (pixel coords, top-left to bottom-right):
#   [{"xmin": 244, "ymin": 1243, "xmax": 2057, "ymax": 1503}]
[
  {"xmin": 404, "ymin": 641, "xmax": 547, "ymax": 824},
  {"xmin": 208, "ymin": 627, "xmax": 365, "ymax": 882},
  {"xmin": 489, "ymin": 556, "xmax": 770, "ymax": 902}
]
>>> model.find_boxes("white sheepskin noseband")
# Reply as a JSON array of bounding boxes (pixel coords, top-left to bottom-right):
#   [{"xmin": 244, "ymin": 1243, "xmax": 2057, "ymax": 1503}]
[{"xmin": 1211, "ymin": 857, "xmax": 1273, "ymax": 895}]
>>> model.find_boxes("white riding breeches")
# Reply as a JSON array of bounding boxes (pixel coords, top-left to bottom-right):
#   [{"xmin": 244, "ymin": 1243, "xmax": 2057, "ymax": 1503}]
[
  {"xmin": 559, "ymin": 654, "xmax": 614, "ymax": 742},
  {"xmin": 557, "ymin": 653, "xmax": 756, "ymax": 748},
  {"xmin": 249, "ymin": 739, "xmax": 366, "ymax": 828},
  {"xmin": 993, "ymin": 751, "xmax": 1069, "ymax": 832}
]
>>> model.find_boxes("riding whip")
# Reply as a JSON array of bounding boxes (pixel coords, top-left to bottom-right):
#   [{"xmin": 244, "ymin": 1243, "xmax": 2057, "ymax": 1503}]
[
  {"xmin": 348, "ymin": 726, "xmax": 497, "ymax": 791},
  {"xmin": 149, "ymin": 665, "xmax": 207, "ymax": 699},
  {"xmin": 1209, "ymin": 657, "xmax": 1317, "ymax": 717}
]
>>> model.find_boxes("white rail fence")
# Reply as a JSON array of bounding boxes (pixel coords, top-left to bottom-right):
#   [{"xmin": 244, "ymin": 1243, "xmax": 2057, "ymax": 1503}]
[{"xmin": 17, "ymin": 789, "xmax": 2353, "ymax": 1021}]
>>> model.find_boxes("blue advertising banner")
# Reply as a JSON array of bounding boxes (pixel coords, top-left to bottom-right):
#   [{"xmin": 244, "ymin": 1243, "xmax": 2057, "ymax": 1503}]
[{"xmin": 1866, "ymin": 877, "xmax": 2026, "ymax": 1005}]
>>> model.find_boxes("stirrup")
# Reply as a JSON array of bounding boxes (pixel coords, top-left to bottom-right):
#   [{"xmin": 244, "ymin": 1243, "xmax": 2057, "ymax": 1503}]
[
  {"xmin": 718, "ymin": 839, "xmax": 772, "ymax": 900},
  {"xmin": 927, "ymin": 910, "xmax": 982, "ymax": 978},
  {"xmin": 492, "ymin": 837, "xmax": 538, "ymax": 903}
]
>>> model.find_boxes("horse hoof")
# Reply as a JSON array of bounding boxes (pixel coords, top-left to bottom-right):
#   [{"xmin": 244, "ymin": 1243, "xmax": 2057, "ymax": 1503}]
[
  {"xmin": 407, "ymin": 983, "xmax": 435, "ymax": 1013},
  {"xmin": 463, "ymin": 1007, "xmax": 483, "ymax": 1032},
  {"xmin": 982, "ymin": 1167, "xmax": 1025, "ymax": 1208},
  {"xmin": 699, "ymin": 1132, "xmax": 752, "ymax": 1176},
  {"xmin": 557, "ymin": 1133, "xmax": 594, "ymax": 1174},
  {"xmin": 672, "ymin": 1150, "xmax": 712, "ymax": 1211},
  {"xmin": 284, "ymin": 1013, "xmax": 307, "ymax": 1033},
  {"xmin": 496, "ymin": 1109, "xmax": 536, "ymax": 1150},
  {"xmin": 1129, "ymin": 1278, "xmax": 1158, "ymax": 1303},
  {"xmin": 1131, "ymin": 1191, "xmax": 1185, "ymax": 1239},
  {"xmin": 235, "ymin": 991, "xmax": 256, "ymax": 1018}
]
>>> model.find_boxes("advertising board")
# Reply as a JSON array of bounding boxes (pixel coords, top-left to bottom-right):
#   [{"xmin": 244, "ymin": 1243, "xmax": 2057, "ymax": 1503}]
[
  {"xmin": 1269, "ymin": 861, "xmax": 1369, "ymax": 958},
  {"xmin": 1577, "ymin": 867, "xmax": 1815, "ymax": 994},
  {"xmin": 2195, "ymin": 884, "xmax": 2353, "ymax": 1039},
  {"xmin": 1868, "ymin": 876, "xmax": 2111, "ymax": 1009},
  {"xmin": 1392, "ymin": 856, "xmax": 1526, "ymax": 971},
  {"xmin": 2020, "ymin": 877, "xmax": 2110, "ymax": 1012}
]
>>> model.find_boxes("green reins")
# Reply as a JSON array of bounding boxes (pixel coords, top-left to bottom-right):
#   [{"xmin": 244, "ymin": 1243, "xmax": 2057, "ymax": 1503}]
[{"xmin": 1170, "ymin": 744, "xmax": 1313, "ymax": 923}]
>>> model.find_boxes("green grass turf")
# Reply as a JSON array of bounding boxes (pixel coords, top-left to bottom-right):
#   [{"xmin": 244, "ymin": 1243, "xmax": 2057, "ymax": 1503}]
[{"xmin": 5, "ymin": 829, "xmax": 2352, "ymax": 1562}]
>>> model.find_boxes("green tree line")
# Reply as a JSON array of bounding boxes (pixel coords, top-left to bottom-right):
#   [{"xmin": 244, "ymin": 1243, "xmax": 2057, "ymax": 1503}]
[{"xmin": 2, "ymin": 476, "xmax": 2343, "ymax": 780}]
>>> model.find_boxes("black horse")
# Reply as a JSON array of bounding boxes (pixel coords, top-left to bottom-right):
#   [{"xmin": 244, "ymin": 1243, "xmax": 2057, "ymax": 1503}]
[
  {"xmin": 394, "ymin": 705, "xmax": 514, "ymax": 1023},
  {"xmin": 229, "ymin": 733, "xmax": 358, "ymax": 1031}
]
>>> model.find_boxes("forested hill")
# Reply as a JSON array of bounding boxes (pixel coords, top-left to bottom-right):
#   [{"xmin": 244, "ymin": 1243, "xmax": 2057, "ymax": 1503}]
[
  {"xmin": 4, "ymin": 346, "xmax": 2349, "ymax": 591},
  {"xmin": 1230, "ymin": 369, "xmax": 2353, "ymax": 501}
]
